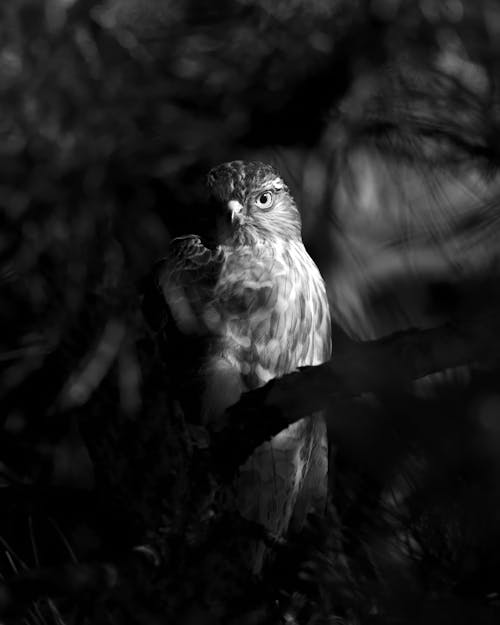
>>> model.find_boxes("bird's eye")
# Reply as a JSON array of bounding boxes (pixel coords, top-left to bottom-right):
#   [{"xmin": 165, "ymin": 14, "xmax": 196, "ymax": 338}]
[{"xmin": 255, "ymin": 191, "xmax": 274, "ymax": 210}]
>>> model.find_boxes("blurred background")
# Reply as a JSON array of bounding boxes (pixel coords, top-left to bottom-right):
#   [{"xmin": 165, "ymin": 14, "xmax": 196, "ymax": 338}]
[{"xmin": 3, "ymin": 0, "xmax": 500, "ymax": 622}]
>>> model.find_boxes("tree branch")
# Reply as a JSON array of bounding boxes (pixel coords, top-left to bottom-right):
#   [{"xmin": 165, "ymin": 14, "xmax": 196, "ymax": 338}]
[{"xmin": 212, "ymin": 313, "xmax": 500, "ymax": 478}]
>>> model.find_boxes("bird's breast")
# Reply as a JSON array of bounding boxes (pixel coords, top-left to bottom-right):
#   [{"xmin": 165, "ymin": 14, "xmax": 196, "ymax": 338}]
[{"xmin": 209, "ymin": 241, "xmax": 331, "ymax": 390}]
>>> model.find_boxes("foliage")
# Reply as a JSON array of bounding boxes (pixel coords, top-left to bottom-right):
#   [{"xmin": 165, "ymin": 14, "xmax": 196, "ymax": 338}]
[{"xmin": 3, "ymin": 0, "xmax": 500, "ymax": 623}]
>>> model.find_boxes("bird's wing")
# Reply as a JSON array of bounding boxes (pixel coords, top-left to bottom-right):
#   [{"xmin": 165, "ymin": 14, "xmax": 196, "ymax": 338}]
[
  {"xmin": 141, "ymin": 235, "xmax": 226, "ymax": 422},
  {"xmin": 157, "ymin": 235, "xmax": 225, "ymax": 334}
]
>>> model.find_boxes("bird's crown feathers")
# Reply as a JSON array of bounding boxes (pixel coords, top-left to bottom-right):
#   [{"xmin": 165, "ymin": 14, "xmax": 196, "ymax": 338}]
[
  {"xmin": 206, "ymin": 160, "xmax": 301, "ymax": 242},
  {"xmin": 207, "ymin": 161, "xmax": 285, "ymax": 201}
]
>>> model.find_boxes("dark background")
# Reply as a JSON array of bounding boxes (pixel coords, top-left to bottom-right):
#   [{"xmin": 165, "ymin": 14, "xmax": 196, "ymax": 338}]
[{"xmin": 3, "ymin": 0, "xmax": 500, "ymax": 622}]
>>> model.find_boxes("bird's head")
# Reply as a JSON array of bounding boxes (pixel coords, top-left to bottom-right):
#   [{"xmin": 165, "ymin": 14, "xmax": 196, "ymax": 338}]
[{"xmin": 206, "ymin": 161, "xmax": 302, "ymax": 245}]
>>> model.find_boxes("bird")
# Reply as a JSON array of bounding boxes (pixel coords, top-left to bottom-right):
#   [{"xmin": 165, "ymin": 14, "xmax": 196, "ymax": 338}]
[{"xmin": 144, "ymin": 160, "xmax": 332, "ymax": 572}]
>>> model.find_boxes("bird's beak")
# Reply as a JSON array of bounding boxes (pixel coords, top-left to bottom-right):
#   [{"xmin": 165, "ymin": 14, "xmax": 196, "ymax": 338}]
[{"xmin": 227, "ymin": 200, "xmax": 244, "ymax": 225}]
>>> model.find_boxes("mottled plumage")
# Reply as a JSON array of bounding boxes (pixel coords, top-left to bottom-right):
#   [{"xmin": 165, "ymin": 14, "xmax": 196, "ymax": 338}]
[{"xmin": 148, "ymin": 161, "xmax": 331, "ymax": 570}]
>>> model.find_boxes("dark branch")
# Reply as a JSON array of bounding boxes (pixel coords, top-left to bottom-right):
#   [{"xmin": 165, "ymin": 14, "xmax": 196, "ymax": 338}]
[{"xmin": 212, "ymin": 312, "xmax": 500, "ymax": 478}]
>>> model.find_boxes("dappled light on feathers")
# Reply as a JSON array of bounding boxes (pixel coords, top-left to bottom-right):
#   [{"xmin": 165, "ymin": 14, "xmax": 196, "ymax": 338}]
[{"xmin": 152, "ymin": 161, "xmax": 331, "ymax": 572}]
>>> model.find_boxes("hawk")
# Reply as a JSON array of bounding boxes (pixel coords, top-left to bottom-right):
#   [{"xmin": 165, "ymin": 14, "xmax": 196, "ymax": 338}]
[{"xmin": 145, "ymin": 161, "xmax": 332, "ymax": 571}]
